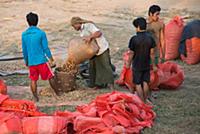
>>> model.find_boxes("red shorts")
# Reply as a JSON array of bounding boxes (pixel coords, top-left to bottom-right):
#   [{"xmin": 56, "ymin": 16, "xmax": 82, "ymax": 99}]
[{"xmin": 29, "ymin": 63, "xmax": 54, "ymax": 81}]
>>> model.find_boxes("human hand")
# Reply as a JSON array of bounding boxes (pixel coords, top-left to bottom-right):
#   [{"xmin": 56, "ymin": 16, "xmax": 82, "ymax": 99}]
[
  {"xmin": 161, "ymin": 58, "xmax": 165, "ymax": 63},
  {"xmin": 25, "ymin": 61, "xmax": 28, "ymax": 67},
  {"xmin": 153, "ymin": 65, "xmax": 158, "ymax": 72},
  {"xmin": 83, "ymin": 36, "xmax": 92, "ymax": 43},
  {"xmin": 125, "ymin": 62, "xmax": 131, "ymax": 69},
  {"xmin": 159, "ymin": 57, "xmax": 165, "ymax": 63},
  {"xmin": 49, "ymin": 59, "xmax": 56, "ymax": 68}
]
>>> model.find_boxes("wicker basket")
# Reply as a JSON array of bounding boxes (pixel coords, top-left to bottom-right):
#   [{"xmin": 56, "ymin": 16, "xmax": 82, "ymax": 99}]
[{"xmin": 50, "ymin": 67, "xmax": 77, "ymax": 93}]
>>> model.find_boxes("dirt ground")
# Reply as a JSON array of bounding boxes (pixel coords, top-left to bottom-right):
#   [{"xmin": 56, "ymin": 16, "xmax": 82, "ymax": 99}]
[{"xmin": 0, "ymin": 0, "xmax": 200, "ymax": 133}]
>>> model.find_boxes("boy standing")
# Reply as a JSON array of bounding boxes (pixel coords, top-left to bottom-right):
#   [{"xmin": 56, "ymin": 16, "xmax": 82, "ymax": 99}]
[
  {"xmin": 147, "ymin": 5, "xmax": 165, "ymax": 64},
  {"xmin": 127, "ymin": 17, "xmax": 156, "ymax": 102},
  {"xmin": 22, "ymin": 12, "xmax": 56, "ymax": 101}
]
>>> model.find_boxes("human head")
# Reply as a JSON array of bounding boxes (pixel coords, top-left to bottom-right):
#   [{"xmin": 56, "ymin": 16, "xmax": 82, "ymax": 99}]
[
  {"xmin": 133, "ymin": 17, "xmax": 147, "ymax": 32},
  {"xmin": 70, "ymin": 17, "xmax": 93, "ymax": 31},
  {"xmin": 70, "ymin": 17, "xmax": 83, "ymax": 31},
  {"xmin": 26, "ymin": 12, "xmax": 38, "ymax": 26},
  {"xmin": 148, "ymin": 5, "xmax": 161, "ymax": 21}
]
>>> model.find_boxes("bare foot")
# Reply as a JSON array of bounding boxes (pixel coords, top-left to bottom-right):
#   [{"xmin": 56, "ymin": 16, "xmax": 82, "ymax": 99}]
[
  {"xmin": 90, "ymin": 86, "xmax": 100, "ymax": 90},
  {"xmin": 32, "ymin": 95, "xmax": 39, "ymax": 102}
]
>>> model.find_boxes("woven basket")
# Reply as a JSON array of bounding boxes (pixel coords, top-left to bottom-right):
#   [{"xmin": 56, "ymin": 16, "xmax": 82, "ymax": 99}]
[{"xmin": 50, "ymin": 67, "xmax": 77, "ymax": 93}]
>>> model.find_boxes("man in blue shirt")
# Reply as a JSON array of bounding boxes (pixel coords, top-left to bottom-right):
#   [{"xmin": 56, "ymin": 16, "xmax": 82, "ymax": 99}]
[{"xmin": 22, "ymin": 12, "xmax": 56, "ymax": 101}]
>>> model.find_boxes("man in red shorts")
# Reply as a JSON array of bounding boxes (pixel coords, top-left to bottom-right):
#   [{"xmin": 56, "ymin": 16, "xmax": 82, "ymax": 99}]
[{"xmin": 22, "ymin": 12, "xmax": 56, "ymax": 101}]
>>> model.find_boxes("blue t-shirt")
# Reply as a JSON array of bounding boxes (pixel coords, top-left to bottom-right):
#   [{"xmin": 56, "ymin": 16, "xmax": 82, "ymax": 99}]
[{"xmin": 22, "ymin": 26, "xmax": 52, "ymax": 66}]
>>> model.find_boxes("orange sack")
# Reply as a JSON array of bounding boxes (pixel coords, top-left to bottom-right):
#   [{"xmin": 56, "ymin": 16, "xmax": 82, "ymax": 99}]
[
  {"xmin": 124, "ymin": 68, "xmax": 159, "ymax": 90},
  {"xmin": 0, "ymin": 112, "xmax": 22, "ymax": 134},
  {"xmin": 0, "ymin": 79, "xmax": 7, "ymax": 95},
  {"xmin": 180, "ymin": 37, "xmax": 200, "ymax": 65},
  {"xmin": 115, "ymin": 51, "xmax": 159, "ymax": 91},
  {"xmin": 22, "ymin": 116, "xmax": 68, "ymax": 134},
  {"xmin": 165, "ymin": 16, "xmax": 184, "ymax": 60},
  {"xmin": 157, "ymin": 61, "xmax": 184, "ymax": 89},
  {"xmin": 74, "ymin": 115, "xmax": 111, "ymax": 134},
  {"xmin": 0, "ymin": 94, "xmax": 46, "ymax": 118}
]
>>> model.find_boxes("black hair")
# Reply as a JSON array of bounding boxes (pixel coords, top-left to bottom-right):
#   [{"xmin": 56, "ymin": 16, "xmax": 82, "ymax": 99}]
[
  {"xmin": 133, "ymin": 17, "xmax": 147, "ymax": 30},
  {"xmin": 148, "ymin": 5, "xmax": 161, "ymax": 16},
  {"xmin": 26, "ymin": 12, "xmax": 38, "ymax": 26}
]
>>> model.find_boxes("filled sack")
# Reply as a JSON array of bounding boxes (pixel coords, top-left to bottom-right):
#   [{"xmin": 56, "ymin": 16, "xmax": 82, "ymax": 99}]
[
  {"xmin": 67, "ymin": 37, "xmax": 99, "ymax": 65},
  {"xmin": 165, "ymin": 16, "xmax": 184, "ymax": 60},
  {"xmin": 180, "ymin": 37, "xmax": 200, "ymax": 64}
]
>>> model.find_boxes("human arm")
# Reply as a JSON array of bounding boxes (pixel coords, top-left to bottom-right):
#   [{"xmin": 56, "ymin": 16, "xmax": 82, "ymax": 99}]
[
  {"xmin": 126, "ymin": 50, "xmax": 134, "ymax": 68},
  {"xmin": 151, "ymin": 37, "xmax": 157, "ymax": 71},
  {"xmin": 151, "ymin": 48, "xmax": 157, "ymax": 71},
  {"xmin": 126, "ymin": 37, "xmax": 135, "ymax": 68},
  {"xmin": 160, "ymin": 23, "xmax": 165, "ymax": 61},
  {"xmin": 41, "ymin": 32, "xmax": 55, "ymax": 66},
  {"xmin": 83, "ymin": 31, "xmax": 102, "ymax": 43},
  {"xmin": 83, "ymin": 23, "xmax": 102, "ymax": 43}
]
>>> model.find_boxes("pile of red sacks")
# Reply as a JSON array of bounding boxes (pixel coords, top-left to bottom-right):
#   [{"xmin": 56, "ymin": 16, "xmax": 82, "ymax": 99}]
[
  {"xmin": 56, "ymin": 91, "xmax": 156, "ymax": 134},
  {"xmin": 116, "ymin": 51, "xmax": 184, "ymax": 91},
  {"xmin": 0, "ymin": 90, "xmax": 156, "ymax": 134},
  {"xmin": 0, "ymin": 94, "xmax": 51, "ymax": 134}
]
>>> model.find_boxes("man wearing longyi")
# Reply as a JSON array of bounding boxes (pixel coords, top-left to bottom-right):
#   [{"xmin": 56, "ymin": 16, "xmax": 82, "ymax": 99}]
[{"xmin": 71, "ymin": 17, "xmax": 114, "ymax": 90}]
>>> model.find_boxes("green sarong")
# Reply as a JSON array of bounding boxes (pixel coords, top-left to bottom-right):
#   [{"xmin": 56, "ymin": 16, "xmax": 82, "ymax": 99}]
[{"xmin": 89, "ymin": 49, "xmax": 114, "ymax": 87}]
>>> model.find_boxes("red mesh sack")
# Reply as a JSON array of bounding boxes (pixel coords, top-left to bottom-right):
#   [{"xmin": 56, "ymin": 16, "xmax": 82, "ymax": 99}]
[
  {"xmin": 165, "ymin": 16, "xmax": 184, "ymax": 60},
  {"xmin": 0, "ymin": 112, "xmax": 22, "ymax": 134},
  {"xmin": 0, "ymin": 96, "xmax": 46, "ymax": 117},
  {"xmin": 22, "ymin": 116, "xmax": 68, "ymax": 134},
  {"xmin": 0, "ymin": 79, "xmax": 7, "ymax": 95},
  {"xmin": 157, "ymin": 62, "xmax": 184, "ymax": 89}
]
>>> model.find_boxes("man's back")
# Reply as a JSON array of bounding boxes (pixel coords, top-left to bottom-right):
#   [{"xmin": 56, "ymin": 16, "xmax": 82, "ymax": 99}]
[
  {"xmin": 22, "ymin": 26, "xmax": 52, "ymax": 66},
  {"xmin": 129, "ymin": 31, "xmax": 155, "ymax": 71}
]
